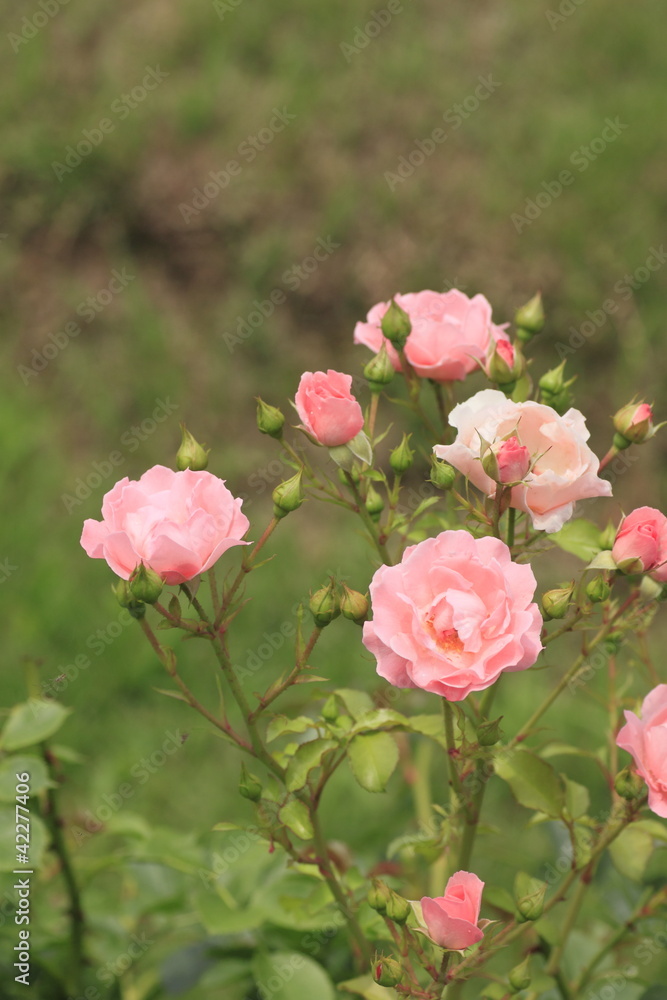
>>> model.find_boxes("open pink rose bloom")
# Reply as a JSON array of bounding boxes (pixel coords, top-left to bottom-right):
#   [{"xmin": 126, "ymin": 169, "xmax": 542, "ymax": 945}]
[
  {"xmin": 81, "ymin": 465, "xmax": 249, "ymax": 585},
  {"xmin": 616, "ymin": 684, "xmax": 667, "ymax": 817},
  {"xmin": 421, "ymin": 871, "xmax": 485, "ymax": 950},
  {"xmin": 362, "ymin": 530, "xmax": 543, "ymax": 701}
]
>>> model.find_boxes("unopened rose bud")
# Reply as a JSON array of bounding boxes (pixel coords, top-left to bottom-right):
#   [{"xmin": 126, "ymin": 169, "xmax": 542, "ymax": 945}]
[
  {"xmin": 613, "ymin": 401, "xmax": 655, "ymax": 446},
  {"xmin": 112, "ymin": 579, "xmax": 146, "ymax": 619},
  {"xmin": 367, "ymin": 878, "xmax": 392, "ymax": 914},
  {"xmin": 614, "ymin": 765, "xmax": 645, "ymax": 801},
  {"xmin": 365, "ymin": 484, "xmax": 385, "ymax": 522},
  {"xmin": 586, "ymin": 576, "xmax": 611, "ymax": 604},
  {"xmin": 515, "ymin": 292, "xmax": 545, "ymax": 339},
  {"xmin": 385, "ymin": 890, "xmax": 412, "ymax": 925},
  {"xmin": 129, "ymin": 563, "xmax": 164, "ymax": 604},
  {"xmin": 599, "ymin": 521, "xmax": 616, "ymax": 550},
  {"xmin": 309, "ymin": 579, "xmax": 340, "ymax": 627},
  {"xmin": 176, "ymin": 424, "xmax": 209, "ymax": 471},
  {"xmin": 539, "ymin": 362, "xmax": 576, "ymax": 415},
  {"xmin": 509, "ymin": 957, "xmax": 532, "ymax": 992},
  {"xmin": 239, "ymin": 763, "xmax": 262, "ymax": 802},
  {"xmin": 390, "ymin": 434, "xmax": 414, "ymax": 475},
  {"xmin": 381, "ymin": 299, "xmax": 411, "ymax": 349},
  {"xmin": 256, "ymin": 398, "xmax": 285, "ymax": 438},
  {"xmin": 486, "ymin": 339, "xmax": 525, "ymax": 387},
  {"xmin": 482, "ymin": 436, "xmax": 531, "ymax": 485},
  {"xmin": 321, "ymin": 695, "xmax": 339, "ymax": 722},
  {"xmin": 373, "ymin": 957, "xmax": 403, "ymax": 987},
  {"xmin": 272, "ymin": 470, "xmax": 304, "ymax": 519},
  {"xmin": 430, "ymin": 458, "xmax": 456, "ymax": 490},
  {"xmin": 477, "ymin": 716, "xmax": 503, "ymax": 747},
  {"xmin": 515, "ymin": 876, "xmax": 547, "ymax": 922},
  {"xmin": 364, "ymin": 343, "xmax": 395, "ymax": 392},
  {"xmin": 542, "ymin": 584, "xmax": 574, "ymax": 620},
  {"xmin": 340, "ymin": 585, "xmax": 369, "ymax": 624}
]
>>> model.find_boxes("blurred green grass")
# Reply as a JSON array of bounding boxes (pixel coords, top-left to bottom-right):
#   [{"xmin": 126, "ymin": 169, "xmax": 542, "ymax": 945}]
[{"xmin": 1, "ymin": 0, "xmax": 667, "ymax": 993}]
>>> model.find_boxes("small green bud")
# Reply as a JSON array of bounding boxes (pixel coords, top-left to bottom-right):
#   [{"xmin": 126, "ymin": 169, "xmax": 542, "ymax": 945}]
[
  {"xmin": 486, "ymin": 340, "xmax": 525, "ymax": 386},
  {"xmin": 542, "ymin": 583, "xmax": 574, "ymax": 620},
  {"xmin": 321, "ymin": 695, "xmax": 339, "ymax": 723},
  {"xmin": 604, "ymin": 629, "xmax": 624, "ymax": 654},
  {"xmin": 515, "ymin": 292, "xmax": 545, "ymax": 337},
  {"xmin": 385, "ymin": 890, "xmax": 412, "ymax": 925},
  {"xmin": 586, "ymin": 576, "xmax": 611, "ymax": 604},
  {"xmin": 373, "ymin": 956, "xmax": 403, "ymax": 987},
  {"xmin": 381, "ymin": 299, "xmax": 412, "ymax": 349},
  {"xmin": 112, "ymin": 579, "xmax": 146, "ymax": 619},
  {"xmin": 176, "ymin": 424, "xmax": 209, "ymax": 471},
  {"xmin": 515, "ymin": 876, "xmax": 547, "ymax": 922},
  {"xmin": 389, "ymin": 434, "xmax": 414, "ymax": 475},
  {"xmin": 613, "ymin": 401, "xmax": 655, "ymax": 445},
  {"xmin": 129, "ymin": 564, "xmax": 163, "ymax": 605},
  {"xmin": 367, "ymin": 878, "xmax": 392, "ymax": 914},
  {"xmin": 365, "ymin": 484, "xmax": 384, "ymax": 522},
  {"xmin": 539, "ymin": 362, "xmax": 576, "ymax": 415},
  {"xmin": 340, "ymin": 585, "xmax": 369, "ymax": 624},
  {"xmin": 239, "ymin": 763, "xmax": 262, "ymax": 802},
  {"xmin": 477, "ymin": 716, "xmax": 503, "ymax": 747},
  {"xmin": 256, "ymin": 398, "xmax": 285, "ymax": 438},
  {"xmin": 430, "ymin": 458, "xmax": 457, "ymax": 490},
  {"xmin": 309, "ymin": 579, "xmax": 340, "ymax": 627},
  {"xmin": 615, "ymin": 765, "xmax": 645, "ymax": 801},
  {"xmin": 612, "ymin": 431, "xmax": 633, "ymax": 451},
  {"xmin": 272, "ymin": 470, "xmax": 304, "ymax": 519},
  {"xmin": 364, "ymin": 343, "xmax": 395, "ymax": 391},
  {"xmin": 508, "ymin": 957, "xmax": 531, "ymax": 992}
]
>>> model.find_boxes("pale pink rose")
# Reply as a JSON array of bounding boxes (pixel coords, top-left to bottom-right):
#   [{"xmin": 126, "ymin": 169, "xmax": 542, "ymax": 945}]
[
  {"xmin": 493, "ymin": 436, "xmax": 531, "ymax": 484},
  {"xmin": 353, "ymin": 290, "xmax": 509, "ymax": 382},
  {"xmin": 81, "ymin": 466, "xmax": 249, "ymax": 585},
  {"xmin": 616, "ymin": 685, "xmax": 667, "ymax": 817},
  {"xmin": 612, "ymin": 507, "xmax": 667, "ymax": 580},
  {"xmin": 295, "ymin": 370, "xmax": 364, "ymax": 447},
  {"xmin": 362, "ymin": 530, "xmax": 542, "ymax": 701},
  {"xmin": 494, "ymin": 338, "xmax": 515, "ymax": 368},
  {"xmin": 434, "ymin": 389, "xmax": 612, "ymax": 533},
  {"xmin": 421, "ymin": 871, "xmax": 485, "ymax": 950}
]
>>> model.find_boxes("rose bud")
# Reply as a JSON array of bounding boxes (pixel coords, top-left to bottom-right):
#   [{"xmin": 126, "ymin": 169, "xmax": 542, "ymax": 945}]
[
  {"xmin": 481, "ymin": 436, "xmax": 531, "ymax": 485},
  {"xmin": 295, "ymin": 370, "xmax": 365, "ymax": 447},
  {"xmin": 367, "ymin": 878, "xmax": 392, "ymax": 914},
  {"xmin": 586, "ymin": 576, "xmax": 611, "ymax": 604},
  {"xmin": 340, "ymin": 585, "xmax": 369, "ymax": 625},
  {"xmin": 420, "ymin": 871, "xmax": 485, "ymax": 950},
  {"xmin": 373, "ymin": 957, "xmax": 403, "ymax": 988},
  {"xmin": 256, "ymin": 398, "xmax": 285, "ymax": 438},
  {"xmin": 515, "ymin": 292, "xmax": 545, "ymax": 340},
  {"xmin": 542, "ymin": 584, "xmax": 574, "ymax": 620},
  {"xmin": 430, "ymin": 458, "xmax": 457, "ymax": 490},
  {"xmin": 380, "ymin": 299, "xmax": 412, "ymax": 349},
  {"xmin": 272, "ymin": 470, "xmax": 304, "ymax": 519},
  {"xmin": 365, "ymin": 484, "xmax": 384, "ymax": 522},
  {"xmin": 364, "ymin": 343, "xmax": 395, "ymax": 392},
  {"xmin": 614, "ymin": 765, "xmax": 645, "ymax": 802},
  {"xmin": 385, "ymin": 890, "xmax": 411, "ymax": 925},
  {"xmin": 389, "ymin": 434, "xmax": 414, "ymax": 476},
  {"xmin": 509, "ymin": 957, "xmax": 532, "ymax": 992},
  {"xmin": 514, "ymin": 874, "xmax": 547, "ymax": 922},
  {"xmin": 112, "ymin": 579, "xmax": 146, "ymax": 619},
  {"xmin": 477, "ymin": 716, "xmax": 503, "ymax": 747},
  {"xmin": 129, "ymin": 563, "xmax": 164, "ymax": 604},
  {"xmin": 485, "ymin": 339, "xmax": 525, "ymax": 388},
  {"xmin": 611, "ymin": 507, "xmax": 667, "ymax": 579},
  {"xmin": 613, "ymin": 401, "xmax": 655, "ymax": 446},
  {"xmin": 309, "ymin": 579, "xmax": 341, "ymax": 627},
  {"xmin": 176, "ymin": 424, "xmax": 209, "ymax": 471},
  {"xmin": 538, "ymin": 362, "xmax": 576, "ymax": 415},
  {"xmin": 239, "ymin": 763, "xmax": 262, "ymax": 802}
]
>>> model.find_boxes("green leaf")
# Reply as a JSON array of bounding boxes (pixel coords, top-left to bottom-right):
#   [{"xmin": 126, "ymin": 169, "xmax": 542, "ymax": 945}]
[
  {"xmin": 279, "ymin": 800, "xmax": 314, "ymax": 841},
  {"xmin": 1, "ymin": 700, "xmax": 72, "ymax": 751},
  {"xmin": 251, "ymin": 951, "xmax": 336, "ymax": 1000},
  {"xmin": 334, "ymin": 689, "xmax": 374, "ymax": 719},
  {"xmin": 349, "ymin": 708, "xmax": 410, "ymax": 736},
  {"xmin": 347, "ymin": 733, "xmax": 399, "ymax": 793},
  {"xmin": 285, "ymin": 739, "xmax": 337, "ymax": 792},
  {"xmin": 266, "ymin": 715, "xmax": 317, "ymax": 742},
  {"xmin": 495, "ymin": 749, "xmax": 565, "ymax": 817},
  {"xmin": 339, "ymin": 975, "xmax": 398, "ymax": 998},
  {"xmin": 551, "ymin": 518, "xmax": 601, "ymax": 561},
  {"xmin": 194, "ymin": 889, "xmax": 265, "ymax": 935},
  {"xmin": 411, "ymin": 496, "xmax": 441, "ymax": 518},
  {"xmin": 563, "ymin": 777, "xmax": 590, "ymax": 820},
  {"xmin": 638, "ymin": 988, "xmax": 667, "ymax": 1000},
  {"xmin": 609, "ymin": 826, "xmax": 654, "ymax": 881},
  {"xmin": 0, "ymin": 756, "xmax": 52, "ymax": 800}
]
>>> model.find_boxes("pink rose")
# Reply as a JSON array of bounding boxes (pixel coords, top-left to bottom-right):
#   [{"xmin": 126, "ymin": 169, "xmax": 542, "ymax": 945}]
[
  {"xmin": 421, "ymin": 871, "xmax": 485, "ymax": 950},
  {"xmin": 434, "ymin": 389, "xmax": 612, "ymax": 533},
  {"xmin": 616, "ymin": 685, "xmax": 667, "ymax": 817},
  {"xmin": 362, "ymin": 530, "xmax": 543, "ymax": 701},
  {"xmin": 353, "ymin": 289, "xmax": 509, "ymax": 383},
  {"xmin": 612, "ymin": 507, "xmax": 667, "ymax": 580},
  {"xmin": 295, "ymin": 370, "xmax": 364, "ymax": 447},
  {"xmin": 81, "ymin": 465, "xmax": 249, "ymax": 585},
  {"xmin": 613, "ymin": 401, "xmax": 655, "ymax": 444},
  {"xmin": 486, "ymin": 436, "xmax": 531, "ymax": 485}
]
